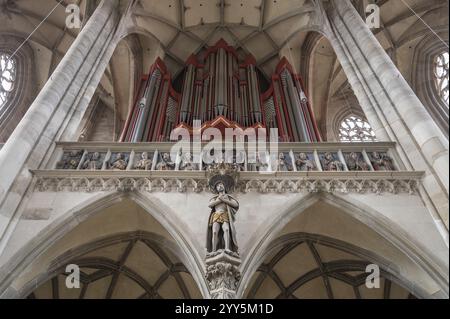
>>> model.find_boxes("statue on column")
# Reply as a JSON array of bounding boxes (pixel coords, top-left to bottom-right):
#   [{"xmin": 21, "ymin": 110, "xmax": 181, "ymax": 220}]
[
  {"xmin": 206, "ymin": 181, "xmax": 239, "ymax": 257},
  {"xmin": 205, "ymin": 162, "xmax": 241, "ymax": 299}
]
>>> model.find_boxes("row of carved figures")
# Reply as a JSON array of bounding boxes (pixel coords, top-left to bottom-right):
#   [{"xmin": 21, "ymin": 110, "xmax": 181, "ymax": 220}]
[{"xmin": 56, "ymin": 149, "xmax": 396, "ymax": 172}]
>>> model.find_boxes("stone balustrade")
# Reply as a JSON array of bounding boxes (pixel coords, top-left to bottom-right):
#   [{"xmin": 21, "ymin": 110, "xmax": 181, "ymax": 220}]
[
  {"xmin": 30, "ymin": 141, "xmax": 423, "ymax": 195},
  {"xmin": 47, "ymin": 141, "xmax": 406, "ymax": 172}
]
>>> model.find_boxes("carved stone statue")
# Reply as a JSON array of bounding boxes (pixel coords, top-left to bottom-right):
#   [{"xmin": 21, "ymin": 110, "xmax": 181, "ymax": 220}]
[
  {"xmin": 135, "ymin": 152, "xmax": 153, "ymax": 170},
  {"xmin": 156, "ymin": 152, "xmax": 175, "ymax": 170},
  {"xmin": 56, "ymin": 150, "xmax": 84, "ymax": 170},
  {"xmin": 207, "ymin": 181, "xmax": 239, "ymax": 256},
  {"xmin": 370, "ymin": 152, "xmax": 395, "ymax": 171},
  {"xmin": 179, "ymin": 152, "xmax": 197, "ymax": 171},
  {"xmin": 250, "ymin": 152, "xmax": 269, "ymax": 172},
  {"xmin": 346, "ymin": 152, "xmax": 369, "ymax": 171},
  {"xmin": 109, "ymin": 153, "xmax": 128, "ymax": 170},
  {"xmin": 295, "ymin": 152, "xmax": 316, "ymax": 171},
  {"xmin": 225, "ymin": 151, "xmax": 245, "ymax": 172},
  {"xmin": 321, "ymin": 152, "xmax": 344, "ymax": 171},
  {"xmin": 82, "ymin": 152, "xmax": 103, "ymax": 170},
  {"xmin": 277, "ymin": 152, "xmax": 293, "ymax": 172}
]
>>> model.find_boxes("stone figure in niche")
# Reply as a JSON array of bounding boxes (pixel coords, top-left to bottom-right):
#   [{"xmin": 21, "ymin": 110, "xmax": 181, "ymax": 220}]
[
  {"xmin": 235, "ymin": 151, "xmax": 246, "ymax": 171},
  {"xmin": 321, "ymin": 152, "xmax": 344, "ymax": 171},
  {"xmin": 82, "ymin": 152, "xmax": 103, "ymax": 170},
  {"xmin": 226, "ymin": 150, "xmax": 245, "ymax": 172},
  {"xmin": 135, "ymin": 152, "xmax": 153, "ymax": 170},
  {"xmin": 277, "ymin": 152, "xmax": 293, "ymax": 172},
  {"xmin": 250, "ymin": 152, "xmax": 269, "ymax": 172},
  {"xmin": 156, "ymin": 152, "xmax": 175, "ymax": 170},
  {"xmin": 346, "ymin": 152, "xmax": 370, "ymax": 171},
  {"xmin": 109, "ymin": 153, "xmax": 128, "ymax": 170},
  {"xmin": 203, "ymin": 150, "xmax": 224, "ymax": 170},
  {"xmin": 215, "ymin": 150, "xmax": 226, "ymax": 164},
  {"xmin": 56, "ymin": 150, "xmax": 84, "ymax": 169},
  {"xmin": 180, "ymin": 152, "xmax": 197, "ymax": 171},
  {"xmin": 207, "ymin": 181, "xmax": 239, "ymax": 257},
  {"xmin": 370, "ymin": 152, "xmax": 395, "ymax": 171},
  {"xmin": 295, "ymin": 153, "xmax": 316, "ymax": 171}
]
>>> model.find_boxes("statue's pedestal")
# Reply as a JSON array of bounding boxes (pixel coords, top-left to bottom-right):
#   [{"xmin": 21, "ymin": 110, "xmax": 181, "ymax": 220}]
[{"xmin": 205, "ymin": 251, "xmax": 241, "ymax": 299}]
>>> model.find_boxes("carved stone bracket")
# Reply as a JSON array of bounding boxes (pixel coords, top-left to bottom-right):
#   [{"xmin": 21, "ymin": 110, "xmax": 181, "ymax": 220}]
[
  {"xmin": 238, "ymin": 178, "xmax": 420, "ymax": 195},
  {"xmin": 205, "ymin": 252, "xmax": 241, "ymax": 299},
  {"xmin": 206, "ymin": 162, "xmax": 239, "ymax": 193}
]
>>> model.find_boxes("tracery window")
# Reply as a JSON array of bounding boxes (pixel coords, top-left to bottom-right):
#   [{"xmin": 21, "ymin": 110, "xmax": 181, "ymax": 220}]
[
  {"xmin": 338, "ymin": 116, "xmax": 377, "ymax": 142},
  {"xmin": 434, "ymin": 51, "xmax": 449, "ymax": 106},
  {"xmin": 0, "ymin": 53, "xmax": 16, "ymax": 110}
]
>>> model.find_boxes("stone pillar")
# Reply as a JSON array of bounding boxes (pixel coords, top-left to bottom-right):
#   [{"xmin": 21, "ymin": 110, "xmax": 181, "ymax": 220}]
[
  {"xmin": 0, "ymin": 0, "xmax": 123, "ymax": 252},
  {"xmin": 324, "ymin": 0, "xmax": 449, "ymax": 231}
]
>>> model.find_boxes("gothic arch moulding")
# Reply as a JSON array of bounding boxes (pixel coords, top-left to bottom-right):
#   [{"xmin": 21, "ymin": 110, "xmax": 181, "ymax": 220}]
[
  {"xmin": 411, "ymin": 30, "xmax": 449, "ymax": 136},
  {"xmin": 243, "ymin": 232, "xmax": 417, "ymax": 299},
  {"xmin": 23, "ymin": 231, "xmax": 203, "ymax": 299},
  {"xmin": 237, "ymin": 193, "xmax": 449, "ymax": 299},
  {"xmin": 0, "ymin": 191, "xmax": 209, "ymax": 299}
]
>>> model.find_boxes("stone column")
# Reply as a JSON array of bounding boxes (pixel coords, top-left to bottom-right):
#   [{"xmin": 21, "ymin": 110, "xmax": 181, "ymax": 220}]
[
  {"xmin": 323, "ymin": 0, "xmax": 449, "ymax": 231},
  {"xmin": 0, "ymin": 0, "xmax": 124, "ymax": 252}
]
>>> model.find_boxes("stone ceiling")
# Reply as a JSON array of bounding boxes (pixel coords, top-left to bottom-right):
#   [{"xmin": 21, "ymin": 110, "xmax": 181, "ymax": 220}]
[
  {"xmin": 130, "ymin": 0, "xmax": 318, "ymax": 77},
  {"xmin": 0, "ymin": 0, "xmax": 448, "ymax": 134}
]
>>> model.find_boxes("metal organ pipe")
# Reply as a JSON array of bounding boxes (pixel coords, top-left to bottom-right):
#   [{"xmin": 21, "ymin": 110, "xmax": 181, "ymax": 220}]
[
  {"xmin": 285, "ymin": 70, "xmax": 310, "ymax": 142},
  {"xmin": 180, "ymin": 64, "xmax": 195, "ymax": 123},
  {"xmin": 131, "ymin": 69, "xmax": 160, "ymax": 142},
  {"xmin": 121, "ymin": 39, "xmax": 321, "ymax": 143}
]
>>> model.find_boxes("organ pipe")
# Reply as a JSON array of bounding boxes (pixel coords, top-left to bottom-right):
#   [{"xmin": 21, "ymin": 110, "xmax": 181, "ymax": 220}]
[{"xmin": 121, "ymin": 40, "xmax": 321, "ymax": 142}]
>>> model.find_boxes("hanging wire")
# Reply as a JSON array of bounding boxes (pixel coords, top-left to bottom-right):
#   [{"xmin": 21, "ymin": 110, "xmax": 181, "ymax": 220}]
[
  {"xmin": 6, "ymin": 0, "xmax": 66, "ymax": 65},
  {"xmin": 399, "ymin": 0, "xmax": 449, "ymax": 49}
]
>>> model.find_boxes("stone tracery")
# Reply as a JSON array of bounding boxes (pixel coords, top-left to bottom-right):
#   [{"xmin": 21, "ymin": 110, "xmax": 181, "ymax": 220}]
[
  {"xmin": 434, "ymin": 51, "xmax": 449, "ymax": 106},
  {"xmin": 0, "ymin": 53, "xmax": 15, "ymax": 109},
  {"xmin": 338, "ymin": 116, "xmax": 377, "ymax": 143}
]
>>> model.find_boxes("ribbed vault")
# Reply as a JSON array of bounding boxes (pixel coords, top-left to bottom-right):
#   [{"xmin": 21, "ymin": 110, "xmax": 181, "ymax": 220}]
[
  {"xmin": 27, "ymin": 232, "xmax": 202, "ymax": 299},
  {"xmin": 1, "ymin": 1, "xmax": 447, "ymax": 141},
  {"xmin": 245, "ymin": 233, "xmax": 417, "ymax": 299}
]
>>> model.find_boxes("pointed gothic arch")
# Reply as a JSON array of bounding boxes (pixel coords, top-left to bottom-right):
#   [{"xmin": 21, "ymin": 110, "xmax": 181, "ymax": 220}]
[
  {"xmin": 237, "ymin": 193, "xmax": 448, "ymax": 299},
  {"xmin": 0, "ymin": 191, "xmax": 209, "ymax": 299}
]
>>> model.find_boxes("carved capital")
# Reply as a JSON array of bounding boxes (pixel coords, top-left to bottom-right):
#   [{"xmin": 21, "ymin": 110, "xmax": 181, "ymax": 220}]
[{"xmin": 205, "ymin": 252, "xmax": 241, "ymax": 299}]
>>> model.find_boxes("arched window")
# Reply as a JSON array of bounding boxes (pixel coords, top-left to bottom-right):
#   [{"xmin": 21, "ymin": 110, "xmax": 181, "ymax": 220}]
[
  {"xmin": 338, "ymin": 116, "xmax": 377, "ymax": 142},
  {"xmin": 0, "ymin": 53, "xmax": 16, "ymax": 110},
  {"xmin": 434, "ymin": 51, "xmax": 449, "ymax": 106}
]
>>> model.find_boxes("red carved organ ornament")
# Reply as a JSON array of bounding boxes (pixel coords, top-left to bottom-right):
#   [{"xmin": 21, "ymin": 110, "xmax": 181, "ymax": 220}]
[{"xmin": 121, "ymin": 39, "xmax": 321, "ymax": 142}]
